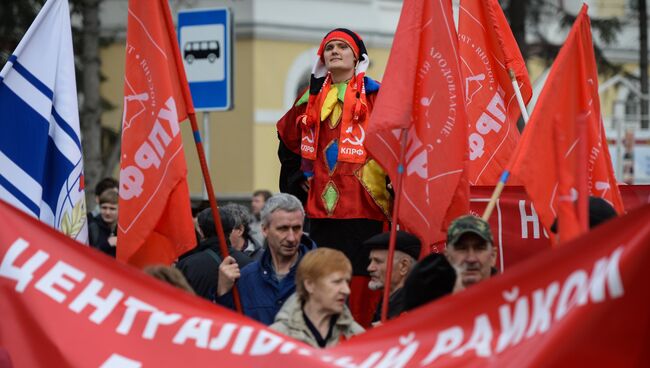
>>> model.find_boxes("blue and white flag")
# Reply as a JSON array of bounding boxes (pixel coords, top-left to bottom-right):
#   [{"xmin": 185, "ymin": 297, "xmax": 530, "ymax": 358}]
[{"xmin": 0, "ymin": 0, "xmax": 87, "ymax": 242}]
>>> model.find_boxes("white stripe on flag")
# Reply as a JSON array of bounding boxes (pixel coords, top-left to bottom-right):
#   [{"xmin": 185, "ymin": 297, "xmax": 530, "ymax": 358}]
[
  {"xmin": 48, "ymin": 114, "xmax": 81, "ymax": 165},
  {"xmin": 0, "ymin": 185, "xmax": 37, "ymax": 217},
  {"xmin": 3, "ymin": 69, "xmax": 51, "ymax": 120},
  {"xmin": 0, "ymin": 150, "xmax": 42, "ymax": 209},
  {"xmin": 39, "ymin": 201, "xmax": 55, "ymax": 226}
]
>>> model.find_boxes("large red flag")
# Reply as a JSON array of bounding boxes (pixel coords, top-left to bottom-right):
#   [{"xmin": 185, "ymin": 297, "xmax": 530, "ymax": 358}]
[
  {"xmin": 508, "ymin": 5, "xmax": 624, "ymax": 244},
  {"xmin": 366, "ymin": 0, "xmax": 469, "ymax": 250},
  {"xmin": 3, "ymin": 197, "xmax": 650, "ymax": 366},
  {"xmin": 458, "ymin": 0, "xmax": 532, "ymax": 185},
  {"xmin": 117, "ymin": 0, "xmax": 196, "ymax": 267}
]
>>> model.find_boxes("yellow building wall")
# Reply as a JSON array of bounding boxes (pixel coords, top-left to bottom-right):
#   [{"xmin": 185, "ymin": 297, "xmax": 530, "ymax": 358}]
[
  {"xmin": 100, "ymin": 36, "xmax": 398, "ymax": 198},
  {"xmin": 100, "ymin": 40, "xmax": 255, "ymax": 198},
  {"xmin": 186, "ymin": 40, "xmax": 255, "ymax": 198},
  {"xmin": 100, "ymin": 43, "xmax": 126, "ymax": 134},
  {"xmin": 101, "ymin": 31, "xmax": 643, "ymax": 197},
  {"xmin": 593, "ymin": 0, "xmax": 626, "ymax": 17}
]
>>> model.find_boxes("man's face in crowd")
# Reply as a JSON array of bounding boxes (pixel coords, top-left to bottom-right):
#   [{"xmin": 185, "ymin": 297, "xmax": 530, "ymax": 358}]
[
  {"xmin": 251, "ymin": 195, "xmax": 266, "ymax": 217},
  {"xmin": 100, "ymin": 203, "xmax": 118, "ymax": 226},
  {"xmin": 263, "ymin": 210, "xmax": 303, "ymax": 261},
  {"xmin": 445, "ymin": 233, "xmax": 495, "ymax": 289},
  {"xmin": 367, "ymin": 249, "xmax": 388, "ymax": 291}
]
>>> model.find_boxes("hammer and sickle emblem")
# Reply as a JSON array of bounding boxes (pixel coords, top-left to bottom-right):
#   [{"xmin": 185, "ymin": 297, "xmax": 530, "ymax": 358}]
[
  {"xmin": 342, "ymin": 124, "xmax": 366, "ymax": 146},
  {"xmin": 302, "ymin": 129, "xmax": 315, "ymax": 143}
]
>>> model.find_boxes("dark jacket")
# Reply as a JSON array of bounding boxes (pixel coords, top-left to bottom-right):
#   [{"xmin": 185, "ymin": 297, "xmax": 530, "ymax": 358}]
[
  {"xmin": 88, "ymin": 216, "xmax": 116, "ymax": 258},
  {"xmin": 372, "ymin": 287, "xmax": 406, "ymax": 323},
  {"xmin": 176, "ymin": 237, "xmax": 252, "ymax": 300},
  {"xmin": 216, "ymin": 234, "xmax": 317, "ymax": 325}
]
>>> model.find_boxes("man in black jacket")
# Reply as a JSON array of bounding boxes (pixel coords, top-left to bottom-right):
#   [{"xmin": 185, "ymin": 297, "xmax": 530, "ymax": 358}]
[{"xmin": 176, "ymin": 207, "xmax": 251, "ymax": 300}]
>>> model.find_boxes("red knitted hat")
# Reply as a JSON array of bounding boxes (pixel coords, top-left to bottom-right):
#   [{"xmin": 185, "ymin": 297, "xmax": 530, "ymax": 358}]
[{"xmin": 317, "ymin": 29, "xmax": 365, "ymax": 61}]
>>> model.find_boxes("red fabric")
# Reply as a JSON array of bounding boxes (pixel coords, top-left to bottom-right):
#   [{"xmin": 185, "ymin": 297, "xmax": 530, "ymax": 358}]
[
  {"xmin": 458, "ymin": 0, "xmax": 532, "ymax": 185},
  {"xmin": 2, "ymin": 198, "xmax": 650, "ymax": 366},
  {"xmin": 117, "ymin": 0, "xmax": 196, "ymax": 267},
  {"xmin": 468, "ymin": 185, "xmax": 650, "ymax": 270},
  {"xmin": 299, "ymin": 74, "xmax": 370, "ymax": 165},
  {"xmin": 365, "ymin": 0, "xmax": 469, "ymax": 247},
  {"xmin": 278, "ymin": 93, "xmax": 388, "ymax": 221},
  {"xmin": 348, "ymin": 275, "xmax": 382, "ymax": 329},
  {"xmin": 299, "ymin": 74, "xmax": 329, "ymax": 161},
  {"xmin": 508, "ymin": 5, "xmax": 624, "ymax": 245}
]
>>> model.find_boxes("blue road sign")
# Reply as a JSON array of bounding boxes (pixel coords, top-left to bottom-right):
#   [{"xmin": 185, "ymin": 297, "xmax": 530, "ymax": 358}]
[{"xmin": 178, "ymin": 8, "xmax": 233, "ymax": 111}]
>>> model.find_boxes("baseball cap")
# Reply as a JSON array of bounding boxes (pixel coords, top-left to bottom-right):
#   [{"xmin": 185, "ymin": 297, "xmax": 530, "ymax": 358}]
[{"xmin": 447, "ymin": 215, "xmax": 493, "ymax": 246}]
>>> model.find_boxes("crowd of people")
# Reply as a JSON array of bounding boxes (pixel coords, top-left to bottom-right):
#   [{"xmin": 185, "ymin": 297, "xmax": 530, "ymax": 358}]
[
  {"xmin": 87, "ymin": 182, "xmax": 506, "ymax": 348},
  {"xmin": 85, "ymin": 27, "xmax": 619, "ymax": 349}
]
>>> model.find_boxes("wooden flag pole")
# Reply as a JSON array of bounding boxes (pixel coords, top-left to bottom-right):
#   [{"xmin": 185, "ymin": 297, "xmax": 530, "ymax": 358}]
[
  {"xmin": 482, "ymin": 69, "xmax": 530, "ymax": 221},
  {"xmin": 482, "ymin": 171, "xmax": 509, "ymax": 221},
  {"xmin": 159, "ymin": 0, "xmax": 242, "ymax": 314},
  {"xmin": 509, "ymin": 69, "xmax": 530, "ymax": 124},
  {"xmin": 381, "ymin": 128, "xmax": 408, "ymax": 323},
  {"xmin": 188, "ymin": 112, "xmax": 243, "ymax": 314}
]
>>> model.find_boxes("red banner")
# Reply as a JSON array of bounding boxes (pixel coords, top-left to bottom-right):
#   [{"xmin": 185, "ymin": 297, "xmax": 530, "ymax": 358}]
[
  {"xmin": 469, "ymin": 185, "xmax": 650, "ymax": 270},
  {"xmin": 118, "ymin": 0, "xmax": 196, "ymax": 267},
  {"xmin": 508, "ymin": 6, "xmax": 623, "ymax": 244},
  {"xmin": 366, "ymin": 0, "xmax": 469, "ymax": 248},
  {"xmin": 2, "ymin": 198, "xmax": 649, "ymax": 367},
  {"xmin": 458, "ymin": 0, "xmax": 532, "ymax": 185}
]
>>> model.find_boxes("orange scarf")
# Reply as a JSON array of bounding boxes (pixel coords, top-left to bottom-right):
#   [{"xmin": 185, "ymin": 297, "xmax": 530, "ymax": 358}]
[{"xmin": 299, "ymin": 73, "xmax": 369, "ymax": 164}]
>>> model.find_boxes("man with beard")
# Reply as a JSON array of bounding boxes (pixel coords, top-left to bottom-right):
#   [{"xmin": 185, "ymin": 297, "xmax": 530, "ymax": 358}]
[
  {"xmin": 364, "ymin": 231, "xmax": 420, "ymax": 324},
  {"xmin": 444, "ymin": 215, "xmax": 496, "ymax": 292}
]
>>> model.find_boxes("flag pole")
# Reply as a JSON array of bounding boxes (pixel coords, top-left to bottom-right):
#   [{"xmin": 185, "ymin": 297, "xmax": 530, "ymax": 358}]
[
  {"xmin": 382, "ymin": 128, "xmax": 408, "ymax": 323},
  {"xmin": 159, "ymin": 0, "xmax": 242, "ymax": 313},
  {"xmin": 509, "ymin": 68, "xmax": 530, "ymax": 125},
  {"xmin": 188, "ymin": 113, "xmax": 243, "ymax": 313},
  {"xmin": 482, "ymin": 69, "xmax": 529, "ymax": 221},
  {"xmin": 481, "ymin": 171, "xmax": 509, "ymax": 221}
]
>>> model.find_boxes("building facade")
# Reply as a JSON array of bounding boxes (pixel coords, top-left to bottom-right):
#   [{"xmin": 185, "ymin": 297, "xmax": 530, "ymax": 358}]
[{"xmin": 97, "ymin": 0, "xmax": 649, "ymax": 195}]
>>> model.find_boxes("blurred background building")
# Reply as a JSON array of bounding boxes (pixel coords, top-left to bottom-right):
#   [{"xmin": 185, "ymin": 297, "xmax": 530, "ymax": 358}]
[{"xmin": 89, "ymin": 0, "xmax": 649, "ymax": 201}]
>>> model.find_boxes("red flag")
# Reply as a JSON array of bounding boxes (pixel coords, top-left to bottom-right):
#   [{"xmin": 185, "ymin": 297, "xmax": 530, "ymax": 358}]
[
  {"xmin": 508, "ymin": 5, "xmax": 624, "ymax": 244},
  {"xmin": 366, "ymin": 0, "xmax": 469, "ymax": 250},
  {"xmin": 117, "ymin": 0, "xmax": 196, "ymax": 267},
  {"xmin": 458, "ymin": 0, "xmax": 532, "ymax": 185},
  {"xmin": 3, "ymin": 197, "xmax": 650, "ymax": 366}
]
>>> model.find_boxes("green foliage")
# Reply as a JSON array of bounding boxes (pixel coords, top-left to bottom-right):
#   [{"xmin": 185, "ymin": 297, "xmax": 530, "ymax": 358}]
[
  {"xmin": 501, "ymin": 0, "xmax": 628, "ymax": 75},
  {"xmin": 0, "ymin": 0, "xmax": 45, "ymax": 66},
  {"xmin": 0, "ymin": 0, "xmax": 115, "ymax": 111}
]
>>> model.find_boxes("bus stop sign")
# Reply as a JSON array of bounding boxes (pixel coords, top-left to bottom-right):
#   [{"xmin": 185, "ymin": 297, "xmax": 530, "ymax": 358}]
[{"xmin": 178, "ymin": 8, "xmax": 233, "ymax": 111}]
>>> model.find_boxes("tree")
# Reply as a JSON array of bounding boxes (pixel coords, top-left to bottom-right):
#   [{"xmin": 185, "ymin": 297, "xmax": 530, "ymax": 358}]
[
  {"xmin": 0, "ymin": 1, "xmax": 45, "ymax": 66},
  {"xmin": 0, "ymin": 0, "xmax": 116, "ymax": 207},
  {"xmin": 502, "ymin": 0, "xmax": 623, "ymax": 73},
  {"xmin": 503, "ymin": 0, "xmax": 648, "ymax": 129},
  {"xmin": 638, "ymin": 0, "xmax": 648, "ymax": 128},
  {"xmin": 74, "ymin": 0, "xmax": 106, "ymax": 205}
]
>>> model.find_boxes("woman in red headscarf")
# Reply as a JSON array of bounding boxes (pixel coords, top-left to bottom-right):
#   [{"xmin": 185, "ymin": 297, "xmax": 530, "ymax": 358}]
[{"xmin": 276, "ymin": 28, "xmax": 392, "ymax": 327}]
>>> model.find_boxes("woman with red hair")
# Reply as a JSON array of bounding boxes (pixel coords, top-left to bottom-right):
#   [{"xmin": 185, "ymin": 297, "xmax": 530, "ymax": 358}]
[{"xmin": 270, "ymin": 248, "xmax": 364, "ymax": 347}]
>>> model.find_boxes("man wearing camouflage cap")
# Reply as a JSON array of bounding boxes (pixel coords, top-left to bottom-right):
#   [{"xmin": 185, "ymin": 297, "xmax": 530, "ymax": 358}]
[{"xmin": 445, "ymin": 215, "xmax": 496, "ymax": 292}]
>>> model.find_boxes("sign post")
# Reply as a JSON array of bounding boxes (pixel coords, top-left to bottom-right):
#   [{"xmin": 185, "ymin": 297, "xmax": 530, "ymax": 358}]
[
  {"xmin": 178, "ymin": 7, "xmax": 233, "ymax": 111},
  {"xmin": 178, "ymin": 8, "xmax": 233, "ymax": 198}
]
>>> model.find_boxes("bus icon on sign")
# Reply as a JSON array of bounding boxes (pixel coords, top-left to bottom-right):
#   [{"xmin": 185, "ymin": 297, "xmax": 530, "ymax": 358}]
[{"xmin": 184, "ymin": 40, "xmax": 220, "ymax": 64}]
